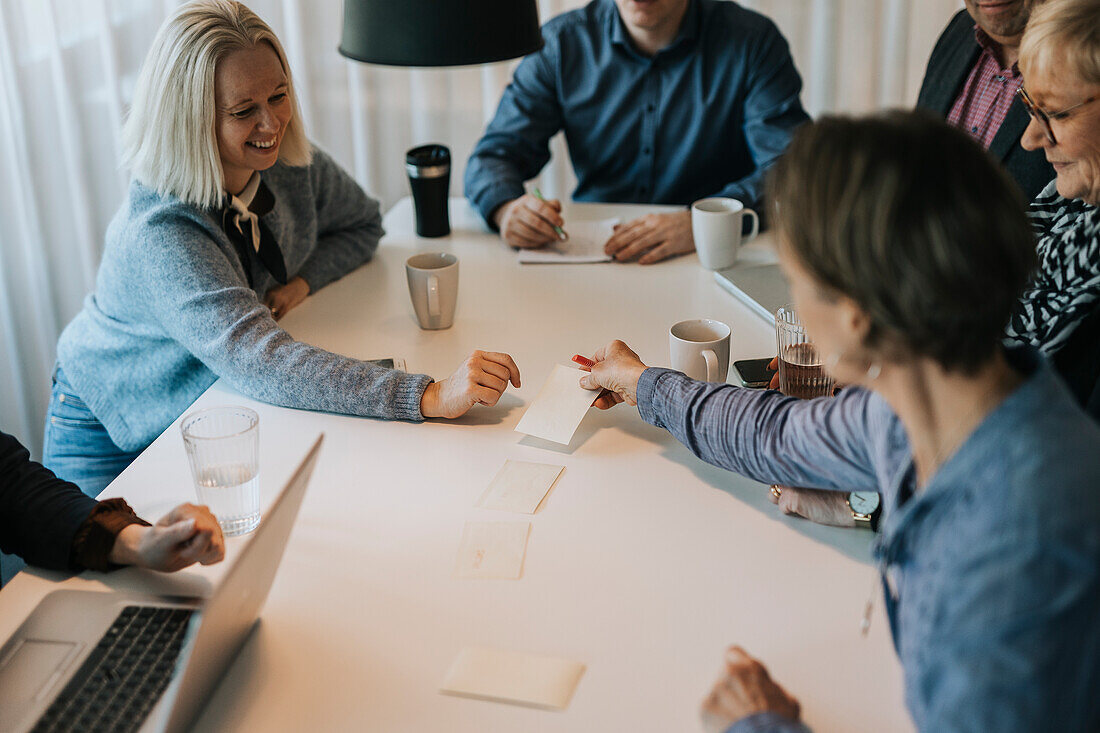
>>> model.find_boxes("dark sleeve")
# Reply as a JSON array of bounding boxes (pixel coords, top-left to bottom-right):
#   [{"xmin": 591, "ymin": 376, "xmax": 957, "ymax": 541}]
[
  {"xmin": 463, "ymin": 32, "xmax": 564, "ymax": 228},
  {"xmin": 70, "ymin": 499, "xmax": 151, "ymax": 573},
  {"xmin": 712, "ymin": 19, "xmax": 810, "ymax": 210},
  {"xmin": 0, "ymin": 430, "xmax": 100, "ymax": 570}
]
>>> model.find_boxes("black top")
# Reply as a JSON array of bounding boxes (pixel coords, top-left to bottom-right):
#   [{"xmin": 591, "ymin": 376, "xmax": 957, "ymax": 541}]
[
  {"xmin": 0, "ymin": 431, "xmax": 97, "ymax": 581},
  {"xmin": 916, "ymin": 10, "xmax": 1054, "ymax": 202}
]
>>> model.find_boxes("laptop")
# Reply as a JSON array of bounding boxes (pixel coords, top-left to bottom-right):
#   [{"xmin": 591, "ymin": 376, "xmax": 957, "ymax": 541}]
[
  {"xmin": 0, "ymin": 434, "xmax": 324, "ymax": 733},
  {"xmin": 713, "ymin": 262, "xmax": 791, "ymax": 324}
]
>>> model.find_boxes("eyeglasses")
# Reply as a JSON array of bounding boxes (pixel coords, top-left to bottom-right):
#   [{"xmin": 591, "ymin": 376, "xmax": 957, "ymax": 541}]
[{"xmin": 1017, "ymin": 87, "xmax": 1098, "ymax": 145}]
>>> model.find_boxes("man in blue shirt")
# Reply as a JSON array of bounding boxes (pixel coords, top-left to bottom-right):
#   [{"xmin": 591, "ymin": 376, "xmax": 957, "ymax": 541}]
[{"xmin": 464, "ymin": 0, "xmax": 809, "ymax": 264}]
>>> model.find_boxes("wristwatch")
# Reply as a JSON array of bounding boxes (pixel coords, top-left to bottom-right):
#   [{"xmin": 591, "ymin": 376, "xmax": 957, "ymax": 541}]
[{"xmin": 847, "ymin": 491, "xmax": 882, "ymax": 531}]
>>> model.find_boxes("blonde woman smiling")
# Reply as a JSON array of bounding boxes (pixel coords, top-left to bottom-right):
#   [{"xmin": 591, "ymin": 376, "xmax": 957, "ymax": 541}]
[{"xmin": 45, "ymin": 0, "xmax": 519, "ymax": 496}]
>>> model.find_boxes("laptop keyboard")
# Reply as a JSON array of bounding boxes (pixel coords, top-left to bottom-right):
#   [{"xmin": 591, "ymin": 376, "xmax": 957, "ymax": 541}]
[{"xmin": 32, "ymin": 605, "xmax": 194, "ymax": 733}]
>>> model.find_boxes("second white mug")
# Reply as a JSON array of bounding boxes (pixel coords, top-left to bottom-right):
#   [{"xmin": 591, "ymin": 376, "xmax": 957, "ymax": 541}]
[
  {"xmin": 670, "ymin": 319, "xmax": 731, "ymax": 382},
  {"xmin": 691, "ymin": 197, "xmax": 760, "ymax": 271},
  {"xmin": 406, "ymin": 252, "xmax": 458, "ymax": 330}
]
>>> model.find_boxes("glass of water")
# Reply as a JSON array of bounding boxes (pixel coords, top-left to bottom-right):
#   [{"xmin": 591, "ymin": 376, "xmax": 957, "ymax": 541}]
[{"xmin": 180, "ymin": 406, "xmax": 260, "ymax": 537}]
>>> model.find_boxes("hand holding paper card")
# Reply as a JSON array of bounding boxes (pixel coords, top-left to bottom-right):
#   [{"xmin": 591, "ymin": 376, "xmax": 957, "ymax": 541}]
[
  {"xmin": 440, "ymin": 647, "xmax": 586, "ymax": 710},
  {"xmin": 478, "ymin": 460, "xmax": 564, "ymax": 514},
  {"xmin": 515, "ymin": 364, "xmax": 596, "ymax": 445},
  {"xmin": 455, "ymin": 521, "xmax": 531, "ymax": 579}
]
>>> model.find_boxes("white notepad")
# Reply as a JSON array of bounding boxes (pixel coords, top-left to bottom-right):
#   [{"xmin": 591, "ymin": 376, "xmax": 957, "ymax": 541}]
[
  {"xmin": 514, "ymin": 364, "xmax": 597, "ymax": 445},
  {"xmin": 478, "ymin": 460, "xmax": 565, "ymax": 514},
  {"xmin": 518, "ymin": 218, "xmax": 620, "ymax": 264},
  {"xmin": 440, "ymin": 646, "xmax": 586, "ymax": 710}
]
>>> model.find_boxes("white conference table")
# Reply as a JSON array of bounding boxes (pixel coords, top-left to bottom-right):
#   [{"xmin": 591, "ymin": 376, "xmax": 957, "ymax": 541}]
[{"xmin": 0, "ymin": 198, "xmax": 911, "ymax": 732}]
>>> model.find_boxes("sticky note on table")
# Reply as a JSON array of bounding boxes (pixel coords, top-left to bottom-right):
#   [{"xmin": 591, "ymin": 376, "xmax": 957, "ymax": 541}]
[
  {"xmin": 455, "ymin": 521, "xmax": 531, "ymax": 579},
  {"xmin": 478, "ymin": 460, "xmax": 564, "ymax": 514},
  {"xmin": 440, "ymin": 646, "xmax": 586, "ymax": 710},
  {"xmin": 515, "ymin": 364, "xmax": 596, "ymax": 445}
]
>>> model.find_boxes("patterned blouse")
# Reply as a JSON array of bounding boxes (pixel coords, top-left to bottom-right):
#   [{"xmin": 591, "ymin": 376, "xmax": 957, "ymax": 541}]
[{"xmin": 1006, "ymin": 181, "xmax": 1100, "ymax": 355}]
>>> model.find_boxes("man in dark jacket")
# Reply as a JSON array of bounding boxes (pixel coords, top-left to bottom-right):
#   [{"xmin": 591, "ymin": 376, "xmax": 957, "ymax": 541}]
[
  {"xmin": 916, "ymin": 0, "xmax": 1052, "ymax": 200},
  {"xmin": 0, "ymin": 430, "xmax": 223, "ymax": 586}
]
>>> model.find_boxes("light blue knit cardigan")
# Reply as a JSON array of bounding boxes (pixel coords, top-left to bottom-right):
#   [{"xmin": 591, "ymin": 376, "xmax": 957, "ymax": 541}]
[{"xmin": 57, "ymin": 148, "xmax": 431, "ymax": 452}]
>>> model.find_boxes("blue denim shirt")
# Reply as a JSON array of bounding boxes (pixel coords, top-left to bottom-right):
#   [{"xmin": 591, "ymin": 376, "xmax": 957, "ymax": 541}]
[
  {"xmin": 464, "ymin": 0, "xmax": 809, "ymax": 225},
  {"xmin": 637, "ymin": 348, "xmax": 1100, "ymax": 732}
]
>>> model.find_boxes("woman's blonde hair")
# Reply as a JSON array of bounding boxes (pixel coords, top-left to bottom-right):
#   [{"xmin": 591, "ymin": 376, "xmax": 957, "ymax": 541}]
[
  {"xmin": 1020, "ymin": 0, "xmax": 1100, "ymax": 85},
  {"xmin": 121, "ymin": 0, "xmax": 311, "ymax": 209}
]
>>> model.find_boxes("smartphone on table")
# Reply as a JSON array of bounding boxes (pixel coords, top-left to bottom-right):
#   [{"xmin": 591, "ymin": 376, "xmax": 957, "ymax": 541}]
[{"xmin": 732, "ymin": 357, "xmax": 776, "ymax": 388}]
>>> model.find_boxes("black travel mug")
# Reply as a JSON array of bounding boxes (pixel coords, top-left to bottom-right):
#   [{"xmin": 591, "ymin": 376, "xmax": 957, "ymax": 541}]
[{"xmin": 406, "ymin": 144, "xmax": 451, "ymax": 238}]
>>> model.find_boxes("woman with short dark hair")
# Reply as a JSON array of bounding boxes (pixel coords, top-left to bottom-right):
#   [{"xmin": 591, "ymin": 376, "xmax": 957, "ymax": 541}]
[{"xmin": 580, "ymin": 112, "xmax": 1100, "ymax": 731}]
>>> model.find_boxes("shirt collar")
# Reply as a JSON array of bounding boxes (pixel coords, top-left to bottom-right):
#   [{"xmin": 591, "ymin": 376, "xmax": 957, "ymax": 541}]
[
  {"xmin": 874, "ymin": 344, "xmax": 1047, "ymax": 561},
  {"xmin": 606, "ymin": 0, "xmax": 700, "ymax": 59},
  {"xmin": 973, "ymin": 24, "xmax": 1020, "ymax": 76}
]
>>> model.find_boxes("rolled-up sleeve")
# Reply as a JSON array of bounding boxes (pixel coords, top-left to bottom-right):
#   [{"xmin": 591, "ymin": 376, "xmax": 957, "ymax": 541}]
[
  {"xmin": 637, "ymin": 368, "xmax": 879, "ymax": 492},
  {"xmin": 464, "ymin": 35, "xmax": 564, "ymax": 227},
  {"xmin": 712, "ymin": 21, "xmax": 810, "ymax": 210}
]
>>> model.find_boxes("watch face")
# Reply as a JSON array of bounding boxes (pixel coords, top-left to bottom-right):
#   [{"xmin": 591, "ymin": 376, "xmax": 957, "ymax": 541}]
[{"xmin": 849, "ymin": 491, "xmax": 880, "ymax": 514}]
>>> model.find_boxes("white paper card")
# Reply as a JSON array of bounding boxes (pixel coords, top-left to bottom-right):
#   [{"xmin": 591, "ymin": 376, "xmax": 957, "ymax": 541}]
[
  {"xmin": 514, "ymin": 364, "xmax": 596, "ymax": 445},
  {"xmin": 440, "ymin": 646, "xmax": 586, "ymax": 710},
  {"xmin": 518, "ymin": 218, "xmax": 620, "ymax": 264},
  {"xmin": 478, "ymin": 460, "xmax": 564, "ymax": 514},
  {"xmin": 455, "ymin": 521, "xmax": 531, "ymax": 579}
]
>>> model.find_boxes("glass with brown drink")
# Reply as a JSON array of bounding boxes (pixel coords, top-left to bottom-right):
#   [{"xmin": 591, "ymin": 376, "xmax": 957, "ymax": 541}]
[{"xmin": 775, "ymin": 305, "xmax": 835, "ymax": 399}]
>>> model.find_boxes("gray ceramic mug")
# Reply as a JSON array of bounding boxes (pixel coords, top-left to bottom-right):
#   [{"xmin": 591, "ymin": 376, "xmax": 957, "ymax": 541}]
[{"xmin": 405, "ymin": 252, "xmax": 458, "ymax": 330}]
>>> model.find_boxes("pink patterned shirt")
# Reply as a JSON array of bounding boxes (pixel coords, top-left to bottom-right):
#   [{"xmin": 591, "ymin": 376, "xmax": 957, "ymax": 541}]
[{"xmin": 946, "ymin": 27, "xmax": 1023, "ymax": 150}]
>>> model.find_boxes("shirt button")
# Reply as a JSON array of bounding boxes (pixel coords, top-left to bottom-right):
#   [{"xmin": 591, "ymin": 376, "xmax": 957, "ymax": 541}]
[
  {"xmin": 643, "ymin": 147, "xmax": 652, "ymax": 155},
  {"xmin": 971, "ymin": 126, "xmax": 979, "ymax": 133},
  {"xmin": 646, "ymin": 103, "xmax": 655, "ymax": 112}
]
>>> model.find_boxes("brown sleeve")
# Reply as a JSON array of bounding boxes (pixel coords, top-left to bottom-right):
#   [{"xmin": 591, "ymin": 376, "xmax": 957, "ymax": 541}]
[{"xmin": 69, "ymin": 498, "xmax": 152, "ymax": 572}]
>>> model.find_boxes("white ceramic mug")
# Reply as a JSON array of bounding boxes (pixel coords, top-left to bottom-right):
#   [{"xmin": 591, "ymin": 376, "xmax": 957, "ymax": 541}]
[
  {"xmin": 691, "ymin": 197, "xmax": 760, "ymax": 270},
  {"xmin": 405, "ymin": 252, "xmax": 458, "ymax": 330},
  {"xmin": 669, "ymin": 319, "xmax": 731, "ymax": 382}
]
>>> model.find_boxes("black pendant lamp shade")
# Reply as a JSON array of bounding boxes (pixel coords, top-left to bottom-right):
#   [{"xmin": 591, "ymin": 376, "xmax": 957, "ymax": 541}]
[{"xmin": 339, "ymin": 0, "xmax": 544, "ymax": 67}]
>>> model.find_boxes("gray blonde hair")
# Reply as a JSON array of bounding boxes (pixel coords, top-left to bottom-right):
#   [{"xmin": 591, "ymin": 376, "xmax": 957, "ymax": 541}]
[
  {"xmin": 121, "ymin": 0, "xmax": 311, "ymax": 209},
  {"xmin": 1020, "ymin": 0, "xmax": 1100, "ymax": 84},
  {"xmin": 767, "ymin": 112, "xmax": 1037, "ymax": 373}
]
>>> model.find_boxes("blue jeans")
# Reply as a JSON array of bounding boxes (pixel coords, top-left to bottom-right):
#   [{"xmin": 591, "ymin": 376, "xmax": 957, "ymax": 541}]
[{"xmin": 42, "ymin": 366, "xmax": 141, "ymax": 498}]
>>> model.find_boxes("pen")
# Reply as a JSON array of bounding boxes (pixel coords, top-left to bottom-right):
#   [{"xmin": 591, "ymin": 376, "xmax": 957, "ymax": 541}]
[
  {"xmin": 572, "ymin": 354, "xmax": 596, "ymax": 369},
  {"xmin": 532, "ymin": 187, "xmax": 568, "ymax": 241}
]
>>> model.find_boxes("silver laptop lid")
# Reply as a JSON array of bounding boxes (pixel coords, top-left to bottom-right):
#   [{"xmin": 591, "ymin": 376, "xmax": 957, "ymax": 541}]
[
  {"xmin": 714, "ymin": 262, "xmax": 791, "ymax": 324},
  {"xmin": 163, "ymin": 434, "xmax": 323, "ymax": 733}
]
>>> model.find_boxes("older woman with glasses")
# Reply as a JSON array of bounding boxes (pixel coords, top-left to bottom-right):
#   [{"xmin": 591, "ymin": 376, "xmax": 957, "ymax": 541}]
[{"xmin": 1005, "ymin": 0, "xmax": 1100, "ymax": 356}]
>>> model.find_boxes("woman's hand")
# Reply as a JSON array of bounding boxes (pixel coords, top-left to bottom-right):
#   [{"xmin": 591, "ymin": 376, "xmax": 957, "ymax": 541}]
[
  {"xmin": 109, "ymin": 503, "xmax": 225, "ymax": 572},
  {"xmin": 577, "ymin": 340, "xmax": 648, "ymax": 409},
  {"xmin": 701, "ymin": 646, "xmax": 802, "ymax": 732},
  {"xmin": 420, "ymin": 350, "xmax": 521, "ymax": 419},
  {"xmin": 264, "ymin": 276, "xmax": 310, "ymax": 320},
  {"xmin": 769, "ymin": 486, "xmax": 856, "ymax": 527}
]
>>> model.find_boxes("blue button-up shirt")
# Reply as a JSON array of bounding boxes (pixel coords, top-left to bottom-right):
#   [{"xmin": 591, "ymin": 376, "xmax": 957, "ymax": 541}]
[
  {"xmin": 464, "ymin": 0, "xmax": 809, "ymax": 225},
  {"xmin": 636, "ymin": 347, "xmax": 1100, "ymax": 732}
]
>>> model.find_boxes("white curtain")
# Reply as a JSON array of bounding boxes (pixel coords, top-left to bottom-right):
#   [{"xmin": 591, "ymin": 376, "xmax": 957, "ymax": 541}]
[{"xmin": 0, "ymin": 0, "xmax": 963, "ymax": 457}]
